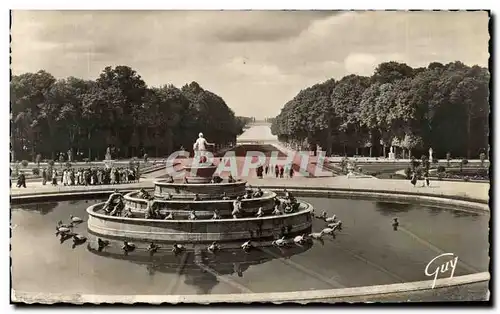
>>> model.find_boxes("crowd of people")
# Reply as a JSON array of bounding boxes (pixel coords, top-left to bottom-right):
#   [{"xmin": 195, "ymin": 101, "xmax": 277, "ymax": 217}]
[
  {"xmin": 41, "ymin": 166, "xmax": 140, "ymax": 186},
  {"xmin": 257, "ymin": 164, "xmax": 295, "ymax": 179}
]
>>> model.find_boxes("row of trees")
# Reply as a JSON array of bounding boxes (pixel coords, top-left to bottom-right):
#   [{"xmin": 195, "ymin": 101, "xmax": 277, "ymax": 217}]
[
  {"xmin": 11, "ymin": 66, "xmax": 248, "ymax": 161},
  {"xmin": 271, "ymin": 61, "xmax": 490, "ymax": 158},
  {"xmin": 237, "ymin": 116, "xmax": 256, "ymax": 127}
]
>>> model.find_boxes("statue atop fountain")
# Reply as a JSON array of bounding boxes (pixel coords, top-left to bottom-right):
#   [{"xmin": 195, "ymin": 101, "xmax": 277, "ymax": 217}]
[
  {"xmin": 193, "ymin": 132, "xmax": 215, "ymax": 163},
  {"xmin": 181, "ymin": 133, "xmax": 217, "ymax": 183}
]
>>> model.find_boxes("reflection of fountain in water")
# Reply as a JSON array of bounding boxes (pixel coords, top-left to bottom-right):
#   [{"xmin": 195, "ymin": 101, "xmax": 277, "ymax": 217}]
[
  {"xmin": 15, "ymin": 202, "xmax": 60, "ymax": 215},
  {"xmin": 183, "ymin": 267, "xmax": 219, "ymax": 295},
  {"xmin": 87, "ymin": 241, "xmax": 312, "ymax": 294}
]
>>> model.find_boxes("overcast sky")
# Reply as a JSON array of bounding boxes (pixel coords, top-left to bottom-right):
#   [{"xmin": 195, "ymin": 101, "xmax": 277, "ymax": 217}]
[{"xmin": 11, "ymin": 10, "xmax": 489, "ymax": 118}]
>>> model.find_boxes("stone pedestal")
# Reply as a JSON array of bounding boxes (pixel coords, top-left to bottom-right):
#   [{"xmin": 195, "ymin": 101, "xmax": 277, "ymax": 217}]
[
  {"xmin": 184, "ymin": 165, "xmax": 217, "ymax": 183},
  {"xmin": 104, "ymin": 160, "xmax": 115, "ymax": 169},
  {"xmin": 388, "ymin": 146, "xmax": 396, "ymax": 160}
]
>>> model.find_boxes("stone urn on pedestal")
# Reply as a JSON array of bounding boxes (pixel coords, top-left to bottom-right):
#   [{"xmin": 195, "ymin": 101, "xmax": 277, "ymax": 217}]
[
  {"xmin": 388, "ymin": 146, "xmax": 396, "ymax": 160},
  {"xmin": 104, "ymin": 146, "xmax": 114, "ymax": 169}
]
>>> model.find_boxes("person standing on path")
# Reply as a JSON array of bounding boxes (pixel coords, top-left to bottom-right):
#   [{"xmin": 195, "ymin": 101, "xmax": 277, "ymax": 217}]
[
  {"xmin": 289, "ymin": 166, "xmax": 294, "ymax": 179},
  {"xmin": 275, "ymin": 165, "xmax": 279, "ymax": 178},
  {"xmin": 279, "ymin": 166, "xmax": 284, "ymax": 178},
  {"xmin": 42, "ymin": 168, "xmax": 47, "ymax": 185},
  {"xmin": 16, "ymin": 173, "xmax": 26, "ymax": 188},
  {"xmin": 410, "ymin": 172, "xmax": 417, "ymax": 187},
  {"xmin": 423, "ymin": 172, "xmax": 430, "ymax": 187},
  {"xmin": 52, "ymin": 170, "xmax": 58, "ymax": 186}
]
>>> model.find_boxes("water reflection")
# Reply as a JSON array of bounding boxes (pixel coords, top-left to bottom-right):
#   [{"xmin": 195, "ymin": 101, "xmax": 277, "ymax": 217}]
[
  {"xmin": 427, "ymin": 207, "xmax": 442, "ymax": 216},
  {"xmin": 375, "ymin": 202, "xmax": 413, "ymax": 216},
  {"xmin": 69, "ymin": 200, "xmax": 90, "ymax": 205},
  {"xmin": 426, "ymin": 205, "xmax": 479, "ymax": 219},
  {"xmin": 452, "ymin": 210, "xmax": 479, "ymax": 218},
  {"xmin": 13, "ymin": 202, "xmax": 59, "ymax": 215},
  {"xmin": 87, "ymin": 239, "xmax": 312, "ymax": 294}
]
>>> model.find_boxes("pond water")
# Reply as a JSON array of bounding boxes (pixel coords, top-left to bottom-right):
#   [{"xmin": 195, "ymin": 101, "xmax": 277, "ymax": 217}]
[{"xmin": 11, "ymin": 197, "xmax": 489, "ymax": 296}]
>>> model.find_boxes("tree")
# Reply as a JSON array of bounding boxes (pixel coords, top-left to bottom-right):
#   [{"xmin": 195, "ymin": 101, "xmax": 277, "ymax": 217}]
[
  {"xmin": 96, "ymin": 66, "xmax": 147, "ymax": 157},
  {"xmin": 449, "ymin": 66, "xmax": 490, "ymax": 158},
  {"xmin": 80, "ymin": 86, "xmax": 112, "ymax": 158},
  {"xmin": 48, "ymin": 77, "xmax": 95, "ymax": 158},
  {"xmin": 396, "ymin": 133, "xmax": 423, "ymax": 160},
  {"xmin": 11, "ymin": 66, "xmax": 244, "ymax": 160},
  {"xmin": 372, "ymin": 61, "xmax": 414, "ymax": 84},
  {"xmin": 331, "ymin": 75, "xmax": 371, "ymax": 155},
  {"xmin": 272, "ymin": 61, "xmax": 489, "ymax": 159},
  {"xmin": 10, "ymin": 70, "xmax": 56, "ymax": 160},
  {"xmin": 144, "ymin": 85, "xmax": 188, "ymax": 156}
]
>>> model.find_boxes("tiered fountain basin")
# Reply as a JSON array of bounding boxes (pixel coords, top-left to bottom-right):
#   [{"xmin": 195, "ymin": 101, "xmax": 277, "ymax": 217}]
[
  {"xmin": 86, "ymin": 201, "xmax": 313, "ymax": 248},
  {"xmin": 124, "ymin": 190, "xmax": 277, "ymax": 219},
  {"xmin": 154, "ymin": 179, "xmax": 247, "ymax": 200},
  {"xmin": 183, "ymin": 164, "xmax": 218, "ymax": 184}
]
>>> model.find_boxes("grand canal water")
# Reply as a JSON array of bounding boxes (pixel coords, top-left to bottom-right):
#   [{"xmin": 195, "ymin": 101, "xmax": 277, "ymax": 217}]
[{"xmin": 11, "ymin": 197, "xmax": 489, "ymax": 296}]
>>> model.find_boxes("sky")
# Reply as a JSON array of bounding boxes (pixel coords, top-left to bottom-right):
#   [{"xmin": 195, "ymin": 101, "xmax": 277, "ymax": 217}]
[{"xmin": 11, "ymin": 10, "xmax": 489, "ymax": 119}]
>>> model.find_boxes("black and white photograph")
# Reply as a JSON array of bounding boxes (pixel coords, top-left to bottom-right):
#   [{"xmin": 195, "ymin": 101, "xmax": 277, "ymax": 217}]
[{"xmin": 8, "ymin": 8, "xmax": 491, "ymax": 305}]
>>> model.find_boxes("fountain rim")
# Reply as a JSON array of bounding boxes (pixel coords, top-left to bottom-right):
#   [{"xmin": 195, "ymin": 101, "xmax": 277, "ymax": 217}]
[
  {"xmin": 182, "ymin": 164, "xmax": 218, "ymax": 169},
  {"xmin": 12, "ymin": 272, "xmax": 490, "ymax": 303},
  {"xmin": 86, "ymin": 201, "xmax": 313, "ymax": 223},
  {"xmin": 154, "ymin": 179, "xmax": 248, "ymax": 187}
]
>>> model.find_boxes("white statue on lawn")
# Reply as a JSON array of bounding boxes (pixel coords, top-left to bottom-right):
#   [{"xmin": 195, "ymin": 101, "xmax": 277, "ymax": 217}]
[{"xmin": 193, "ymin": 132, "xmax": 215, "ymax": 163}]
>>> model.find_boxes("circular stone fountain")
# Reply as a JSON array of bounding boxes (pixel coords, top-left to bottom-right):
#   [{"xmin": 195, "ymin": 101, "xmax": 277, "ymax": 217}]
[{"xmin": 87, "ymin": 160, "xmax": 313, "ymax": 250}]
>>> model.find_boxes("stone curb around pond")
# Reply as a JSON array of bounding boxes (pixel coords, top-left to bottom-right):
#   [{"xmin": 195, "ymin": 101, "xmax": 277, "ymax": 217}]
[
  {"xmin": 257, "ymin": 187, "xmax": 489, "ymax": 214},
  {"xmin": 11, "ymin": 272, "xmax": 490, "ymax": 304},
  {"xmin": 427, "ymin": 177, "xmax": 490, "ymax": 184},
  {"xmin": 256, "ymin": 185, "xmax": 489, "ymax": 205}
]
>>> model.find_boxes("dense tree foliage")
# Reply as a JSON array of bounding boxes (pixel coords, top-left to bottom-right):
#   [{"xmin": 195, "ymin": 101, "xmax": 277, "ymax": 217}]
[
  {"xmin": 271, "ymin": 61, "xmax": 489, "ymax": 158},
  {"xmin": 11, "ymin": 66, "xmax": 246, "ymax": 161}
]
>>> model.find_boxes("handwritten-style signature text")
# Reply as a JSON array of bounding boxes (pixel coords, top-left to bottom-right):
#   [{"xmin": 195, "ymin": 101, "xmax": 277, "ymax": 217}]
[{"xmin": 424, "ymin": 253, "xmax": 458, "ymax": 289}]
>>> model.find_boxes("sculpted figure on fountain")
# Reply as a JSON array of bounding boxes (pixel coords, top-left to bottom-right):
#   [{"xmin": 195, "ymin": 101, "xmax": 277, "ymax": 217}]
[{"xmin": 193, "ymin": 132, "xmax": 215, "ymax": 163}]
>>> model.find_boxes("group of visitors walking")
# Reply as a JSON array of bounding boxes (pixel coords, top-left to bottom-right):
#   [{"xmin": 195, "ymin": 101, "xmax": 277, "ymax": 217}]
[
  {"xmin": 410, "ymin": 171, "xmax": 430, "ymax": 187},
  {"xmin": 259, "ymin": 164, "xmax": 295, "ymax": 179},
  {"xmin": 41, "ymin": 166, "xmax": 140, "ymax": 186}
]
